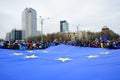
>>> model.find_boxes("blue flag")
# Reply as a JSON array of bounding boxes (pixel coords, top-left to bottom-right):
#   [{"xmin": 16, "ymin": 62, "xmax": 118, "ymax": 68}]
[
  {"xmin": 102, "ymin": 36, "xmax": 108, "ymax": 42},
  {"xmin": 95, "ymin": 38, "xmax": 99, "ymax": 42}
]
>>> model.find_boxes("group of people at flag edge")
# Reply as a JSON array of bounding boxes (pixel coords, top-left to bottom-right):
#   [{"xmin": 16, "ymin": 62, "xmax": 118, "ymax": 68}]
[{"xmin": 0, "ymin": 37, "xmax": 120, "ymax": 50}]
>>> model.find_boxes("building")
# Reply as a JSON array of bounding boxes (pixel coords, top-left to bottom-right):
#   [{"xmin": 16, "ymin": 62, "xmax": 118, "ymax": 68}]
[
  {"xmin": 5, "ymin": 29, "xmax": 22, "ymax": 41},
  {"xmin": 101, "ymin": 26, "xmax": 110, "ymax": 37},
  {"xmin": 5, "ymin": 32, "xmax": 11, "ymax": 41},
  {"xmin": 10, "ymin": 29, "xmax": 22, "ymax": 41},
  {"xmin": 22, "ymin": 8, "xmax": 37, "ymax": 40},
  {"xmin": 60, "ymin": 20, "xmax": 69, "ymax": 33},
  {"xmin": 102, "ymin": 26, "xmax": 109, "ymax": 31}
]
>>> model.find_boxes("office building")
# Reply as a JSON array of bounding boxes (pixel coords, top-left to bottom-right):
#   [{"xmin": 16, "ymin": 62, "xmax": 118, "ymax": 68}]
[
  {"xmin": 22, "ymin": 8, "xmax": 37, "ymax": 39},
  {"xmin": 60, "ymin": 20, "xmax": 69, "ymax": 33},
  {"xmin": 11, "ymin": 29, "xmax": 22, "ymax": 41}
]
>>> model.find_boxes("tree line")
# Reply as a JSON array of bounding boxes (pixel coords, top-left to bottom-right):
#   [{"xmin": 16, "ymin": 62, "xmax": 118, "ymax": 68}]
[{"xmin": 26, "ymin": 29, "xmax": 119, "ymax": 42}]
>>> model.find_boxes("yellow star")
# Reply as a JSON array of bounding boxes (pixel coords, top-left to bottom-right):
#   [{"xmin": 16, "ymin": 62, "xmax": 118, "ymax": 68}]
[
  {"xmin": 101, "ymin": 52, "xmax": 110, "ymax": 55},
  {"xmin": 56, "ymin": 57, "xmax": 72, "ymax": 62},
  {"xmin": 87, "ymin": 55, "xmax": 99, "ymax": 59},
  {"xmin": 13, "ymin": 53, "xmax": 23, "ymax": 56},
  {"xmin": 24, "ymin": 54, "xmax": 38, "ymax": 59},
  {"xmin": 42, "ymin": 50, "xmax": 48, "ymax": 53},
  {"xmin": 27, "ymin": 51, "xmax": 33, "ymax": 53}
]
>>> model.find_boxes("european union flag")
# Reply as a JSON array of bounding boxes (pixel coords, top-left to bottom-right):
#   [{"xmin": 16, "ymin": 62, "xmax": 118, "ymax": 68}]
[{"xmin": 0, "ymin": 44, "xmax": 120, "ymax": 80}]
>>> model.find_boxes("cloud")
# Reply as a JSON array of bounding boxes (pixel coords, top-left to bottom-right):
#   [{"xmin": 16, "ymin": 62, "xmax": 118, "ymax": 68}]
[{"xmin": 0, "ymin": 0, "xmax": 120, "ymax": 39}]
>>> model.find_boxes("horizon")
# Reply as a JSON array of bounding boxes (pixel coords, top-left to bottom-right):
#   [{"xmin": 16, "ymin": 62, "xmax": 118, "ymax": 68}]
[{"xmin": 0, "ymin": 0, "xmax": 120, "ymax": 39}]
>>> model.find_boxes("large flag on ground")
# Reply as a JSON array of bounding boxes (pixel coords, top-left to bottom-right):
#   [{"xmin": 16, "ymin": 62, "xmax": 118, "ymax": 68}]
[{"xmin": 0, "ymin": 44, "xmax": 120, "ymax": 80}]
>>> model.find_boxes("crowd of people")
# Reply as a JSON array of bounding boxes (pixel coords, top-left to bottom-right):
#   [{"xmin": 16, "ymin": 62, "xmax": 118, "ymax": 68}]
[
  {"xmin": 68, "ymin": 39, "xmax": 120, "ymax": 49},
  {"xmin": 0, "ymin": 37, "xmax": 120, "ymax": 50},
  {"xmin": 1, "ymin": 41, "xmax": 49, "ymax": 50}
]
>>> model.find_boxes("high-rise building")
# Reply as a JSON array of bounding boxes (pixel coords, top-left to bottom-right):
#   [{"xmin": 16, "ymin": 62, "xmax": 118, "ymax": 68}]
[
  {"xmin": 60, "ymin": 20, "xmax": 69, "ymax": 33},
  {"xmin": 22, "ymin": 8, "xmax": 37, "ymax": 40}
]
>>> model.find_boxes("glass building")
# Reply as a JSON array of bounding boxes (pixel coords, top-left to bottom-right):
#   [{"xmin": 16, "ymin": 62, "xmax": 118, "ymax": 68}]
[
  {"xmin": 10, "ymin": 29, "xmax": 22, "ymax": 41},
  {"xmin": 60, "ymin": 20, "xmax": 69, "ymax": 33}
]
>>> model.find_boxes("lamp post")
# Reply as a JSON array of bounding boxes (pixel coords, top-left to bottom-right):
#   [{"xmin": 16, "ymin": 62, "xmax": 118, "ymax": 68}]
[
  {"xmin": 77, "ymin": 25, "xmax": 79, "ymax": 38},
  {"xmin": 72, "ymin": 24, "xmax": 80, "ymax": 40},
  {"xmin": 40, "ymin": 16, "xmax": 43, "ymax": 41},
  {"xmin": 39, "ymin": 16, "xmax": 49, "ymax": 42}
]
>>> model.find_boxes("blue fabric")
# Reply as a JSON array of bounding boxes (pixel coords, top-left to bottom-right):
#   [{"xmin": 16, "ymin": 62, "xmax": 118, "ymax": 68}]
[
  {"xmin": 102, "ymin": 35, "xmax": 108, "ymax": 42},
  {"xmin": 32, "ymin": 41, "xmax": 35, "ymax": 44},
  {"xmin": 0, "ymin": 45, "xmax": 2, "ymax": 48},
  {"xmin": 0, "ymin": 44, "xmax": 120, "ymax": 80},
  {"xmin": 33, "ymin": 46, "xmax": 38, "ymax": 50},
  {"xmin": 19, "ymin": 46, "xmax": 26, "ymax": 51},
  {"xmin": 95, "ymin": 38, "xmax": 99, "ymax": 42},
  {"xmin": 117, "ymin": 46, "xmax": 120, "ymax": 49},
  {"xmin": 50, "ymin": 43, "xmax": 55, "ymax": 46}
]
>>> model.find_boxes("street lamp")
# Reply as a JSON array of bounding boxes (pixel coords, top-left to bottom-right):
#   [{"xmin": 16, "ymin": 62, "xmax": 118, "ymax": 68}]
[
  {"xmin": 39, "ymin": 16, "xmax": 49, "ymax": 42},
  {"xmin": 72, "ymin": 24, "xmax": 80, "ymax": 40}
]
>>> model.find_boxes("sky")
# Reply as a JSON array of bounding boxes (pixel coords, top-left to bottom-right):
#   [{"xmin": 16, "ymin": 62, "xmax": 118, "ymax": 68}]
[{"xmin": 0, "ymin": 0, "xmax": 120, "ymax": 39}]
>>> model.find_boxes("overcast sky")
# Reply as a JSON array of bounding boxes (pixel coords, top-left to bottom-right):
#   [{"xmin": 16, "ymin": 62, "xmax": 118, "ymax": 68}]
[{"xmin": 0, "ymin": 0, "xmax": 120, "ymax": 39}]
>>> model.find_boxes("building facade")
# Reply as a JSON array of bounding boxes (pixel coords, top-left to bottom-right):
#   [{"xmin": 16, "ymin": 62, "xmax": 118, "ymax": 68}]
[
  {"xmin": 11, "ymin": 29, "xmax": 22, "ymax": 41},
  {"xmin": 5, "ymin": 32, "xmax": 11, "ymax": 41},
  {"xmin": 102, "ymin": 26, "xmax": 109, "ymax": 31},
  {"xmin": 22, "ymin": 8, "xmax": 37, "ymax": 40},
  {"xmin": 5, "ymin": 29, "xmax": 22, "ymax": 41},
  {"xmin": 60, "ymin": 20, "xmax": 69, "ymax": 33}
]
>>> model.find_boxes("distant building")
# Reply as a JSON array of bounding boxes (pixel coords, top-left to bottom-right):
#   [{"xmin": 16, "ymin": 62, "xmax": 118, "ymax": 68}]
[
  {"xmin": 5, "ymin": 32, "xmax": 11, "ymax": 41},
  {"xmin": 22, "ymin": 7, "xmax": 37, "ymax": 40},
  {"xmin": 60, "ymin": 20, "xmax": 69, "ymax": 33},
  {"xmin": 10, "ymin": 29, "xmax": 22, "ymax": 41},
  {"xmin": 5, "ymin": 29, "xmax": 22, "ymax": 41},
  {"xmin": 36, "ymin": 31, "xmax": 41, "ymax": 36},
  {"xmin": 102, "ymin": 26, "xmax": 109, "ymax": 31}
]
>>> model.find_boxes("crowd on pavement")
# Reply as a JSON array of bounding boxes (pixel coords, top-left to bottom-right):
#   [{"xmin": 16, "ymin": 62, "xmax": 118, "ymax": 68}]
[{"xmin": 0, "ymin": 37, "xmax": 120, "ymax": 50}]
